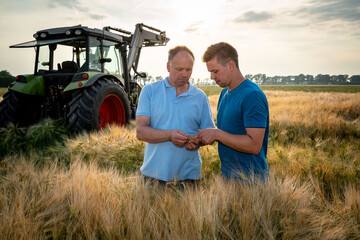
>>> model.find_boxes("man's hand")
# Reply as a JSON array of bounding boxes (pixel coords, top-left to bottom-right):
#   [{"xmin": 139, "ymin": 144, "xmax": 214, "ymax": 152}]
[
  {"xmin": 198, "ymin": 128, "xmax": 218, "ymax": 145},
  {"xmin": 185, "ymin": 135, "xmax": 200, "ymax": 150},
  {"xmin": 169, "ymin": 130, "xmax": 188, "ymax": 147}
]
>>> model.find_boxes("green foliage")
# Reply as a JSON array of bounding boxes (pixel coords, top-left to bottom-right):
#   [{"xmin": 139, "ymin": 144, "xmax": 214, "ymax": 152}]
[
  {"xmin": 0, "ymin": 119, "xmax": 68, "ymax": 160},
  {"xmin": 0, "ymin": 70, "xmax": 15, "ymax": 88}
]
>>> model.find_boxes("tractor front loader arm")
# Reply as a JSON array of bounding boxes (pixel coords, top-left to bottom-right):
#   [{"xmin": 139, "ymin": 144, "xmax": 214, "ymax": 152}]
[{"xmin": 127, "ymin": 23, "xmax": 170, "ymax": 74}]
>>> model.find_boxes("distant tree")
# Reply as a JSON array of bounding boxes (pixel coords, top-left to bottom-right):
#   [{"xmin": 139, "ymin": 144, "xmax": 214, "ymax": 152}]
[
  {"xmin": 349, "ymin": 75, "xmax": 360, "ymax": 84},
  {"xmin": 0, "ymin": 70, "xmax": 12, "ymax": 77},
  {"xmin": 252, "ymin": 74, "xmax": 266, "ymax": 84},
  {"xmin": 273, "ymin": 75, "xmax": 282, "ymax": 85},
  {"xmin": 337, "ymin": 75, "xmax": 349, "ymax": 84},
  {"xmin": 296, "ymin": 74, "xmax": 306, "ymax": 85},
  {"xmin": 306, "ymin": 75, "xmax": 314, "ymax": 84},
  {"xmin": 0, "ymin": 70, "xmax": 15, "ymax": 88},
  {"xmin": 315, "ymin": 74, "xmax": 331, "ymax": 85},
  {"xmin": 252, "ymin": 74, "xmax": 261, "ymax": 84},
  {"xmin": 267, "ymin": 76, "xmax": 274, "ymax": 85},
  {"xmin": 260, "ymin": 74, "xmax": 267, "ymax": 85},
  {"xmin": 245, "ymin": 74, "xmax": 253, "ymax": 80},
  {"xmin": 282, "ymin": 76, "xmax": 291, "ymax": 85},
  {"xmin": 329, "ymin": 75, "xmax": 348, "ymax": 84}
]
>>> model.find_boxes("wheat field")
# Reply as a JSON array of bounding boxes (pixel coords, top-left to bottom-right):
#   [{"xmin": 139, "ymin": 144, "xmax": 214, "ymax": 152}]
[{"xmin": 0, "ymin": 88, "xmax": 359, "ymax": 239}]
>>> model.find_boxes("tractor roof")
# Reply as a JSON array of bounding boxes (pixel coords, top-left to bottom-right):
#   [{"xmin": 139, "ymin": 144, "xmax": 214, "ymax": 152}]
[
  {"xmin": 10, "ymin": 25, "xmax": 131, "ymax": 48},
  {"xmin": 34, "ymin": 25, "xmax": 126, "ymax": 42}
]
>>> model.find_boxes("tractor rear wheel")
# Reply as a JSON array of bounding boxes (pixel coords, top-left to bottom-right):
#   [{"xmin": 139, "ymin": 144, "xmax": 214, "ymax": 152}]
[
  {"xmin": 0, "ymin": 91, "xmax": 42, "ymax": 128},
  {"xmin": 67, "ymin": 78, "xmax": 131, "ymax": 133}
]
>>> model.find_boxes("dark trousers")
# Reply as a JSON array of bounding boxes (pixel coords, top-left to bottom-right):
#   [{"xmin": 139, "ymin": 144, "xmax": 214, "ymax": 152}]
[{"xmin": 142, "ymin": 175, "xmax": 200, "ymax": 190}]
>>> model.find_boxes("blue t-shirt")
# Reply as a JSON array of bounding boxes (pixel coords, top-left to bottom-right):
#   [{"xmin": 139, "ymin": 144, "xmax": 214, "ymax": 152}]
[
  {"xmin": 136, "ymin": 78, "xmax": 215, "ymax": 181},
  {"xmin": 217, "ymin": 79, "xmax": 269, "ymax": 181}
]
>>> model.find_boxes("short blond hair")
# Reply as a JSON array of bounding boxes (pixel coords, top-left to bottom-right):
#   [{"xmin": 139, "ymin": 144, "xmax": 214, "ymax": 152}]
[{"xmin": 202, "ymin": 42, "xmax": 239, "ymax": 69}]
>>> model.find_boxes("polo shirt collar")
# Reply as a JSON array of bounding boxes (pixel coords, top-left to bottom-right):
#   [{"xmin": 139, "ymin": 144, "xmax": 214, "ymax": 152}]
[{"xmin": 164, "ymin": 77, "xmax": 196, "ymax": 96}]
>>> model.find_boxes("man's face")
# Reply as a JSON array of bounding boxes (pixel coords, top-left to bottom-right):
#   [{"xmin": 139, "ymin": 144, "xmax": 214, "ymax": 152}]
[
  {"xmin": 206, "ymin": 57, "xmax": 231, "ymax": 88},
  {"xmin": 167, "ymin": 51, "xmax": 194, "ymax": 88}
]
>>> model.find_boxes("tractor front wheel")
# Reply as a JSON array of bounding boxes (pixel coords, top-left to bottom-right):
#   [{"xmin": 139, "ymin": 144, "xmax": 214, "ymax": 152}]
[{"xmin": 67, "ymin": 78, "xmax": 131, "ymax": 133}]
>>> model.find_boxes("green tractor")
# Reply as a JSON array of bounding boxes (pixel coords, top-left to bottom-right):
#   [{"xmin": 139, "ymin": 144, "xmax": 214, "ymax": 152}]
[{"xmin": 0, "ymin": 23, "xmax": 169, "ymax": 133}]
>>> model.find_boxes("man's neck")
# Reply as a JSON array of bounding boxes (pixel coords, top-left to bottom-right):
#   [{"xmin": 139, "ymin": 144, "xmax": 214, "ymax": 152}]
[
  {"xmin": 175, "ymin": 83, "xmax": 189, "ymax": 96},
  {"xmin": 167, "ymin": 77, "xmax": 189, "ymax": 96},
  {"xmin": 228, "ymin": 72, "xmax": 246, "ymax": 91}
]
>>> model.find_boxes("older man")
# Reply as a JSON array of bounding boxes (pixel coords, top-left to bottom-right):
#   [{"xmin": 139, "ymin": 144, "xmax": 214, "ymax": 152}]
[{"xmin": 136, "ymin": 46, "xmax": 215, "ymax": 185}]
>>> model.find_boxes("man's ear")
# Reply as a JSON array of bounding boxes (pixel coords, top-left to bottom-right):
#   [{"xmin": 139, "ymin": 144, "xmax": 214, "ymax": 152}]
[{"xmin": 227, "ymin": 60, "xmax": 235, "ymax": 72}]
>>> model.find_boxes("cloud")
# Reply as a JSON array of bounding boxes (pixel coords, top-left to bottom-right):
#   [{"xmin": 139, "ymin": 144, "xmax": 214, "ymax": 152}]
[
  {"xmin": 48, "ymin": 0, "xmax": 81, "ymax": 9},
  {"xmin": 184, "ymin": 21, "xmax": 204, "ymax": 33},
  {"xmin": 89, "ymin": 14, "xmax": 105, "ymax": 20},
  {"xmin": 294, "ymin": 0, "xmax": 360, "ymax": 23},
  {"xmin": 234, "ymin": 11, "xmax": 274, "ymax": 23}
]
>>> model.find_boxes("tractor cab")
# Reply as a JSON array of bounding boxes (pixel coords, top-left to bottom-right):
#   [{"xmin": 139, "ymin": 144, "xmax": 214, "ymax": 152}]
[{"xmin": 11, "ymin": 25, "xmax": 125, "ymax": 85}]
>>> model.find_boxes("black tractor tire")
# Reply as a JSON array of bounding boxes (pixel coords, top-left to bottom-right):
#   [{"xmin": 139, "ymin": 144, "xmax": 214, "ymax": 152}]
[
  {"xmin": 0, "ymin": 91, "xmax": 42, "ymax": 128},
  {"xmin": 67, "ymin": 78, "xmax": 131, "ymax": 133}
]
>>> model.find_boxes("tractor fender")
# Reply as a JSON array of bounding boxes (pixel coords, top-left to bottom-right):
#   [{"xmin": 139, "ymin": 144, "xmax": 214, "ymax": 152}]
[
  {"xmin": 63, "ymin": 72, "xmax": 125, "ymax": 92},
  {"xmin": 84, "ymin": 73, "xmax": 125, "ymax": 88},
  {"xmin": 8, "ymin": 75, "xmax": 45, "ymax": 96}
]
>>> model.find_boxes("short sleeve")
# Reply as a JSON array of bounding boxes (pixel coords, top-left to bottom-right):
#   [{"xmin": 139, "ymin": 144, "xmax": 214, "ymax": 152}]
[
  {"xmin": 242, "ymin": 91, "xmax": 268, "ymax": 128},
  {"xmin": 136, "ymin": 84, "xmax": 152, "ymax": 117}
]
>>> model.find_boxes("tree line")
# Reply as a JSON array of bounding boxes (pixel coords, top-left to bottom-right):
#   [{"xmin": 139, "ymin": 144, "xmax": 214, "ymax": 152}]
[
  {"xmin": 245, "ymin": 74, "xmax": 360, "ymax": 85},
  {"xmin": 0, "ymin": 70, "xmax": 15, "ymax": 88},
  {"xmin": 137, "ymin": 73, "xmax": 360, "ymax": 85},
  {"xmin": 1, "ymin": 70, "xmax": 359, "ymax": 87}
]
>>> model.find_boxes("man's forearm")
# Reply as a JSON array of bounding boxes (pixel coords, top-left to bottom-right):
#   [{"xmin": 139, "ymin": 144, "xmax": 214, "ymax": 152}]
[
  {"xmin": 216, "ymin": 128, "xmax": 265, "ymax": 155},
  {"xmin": 216, "ymin": 131, "xmax": 258, "ymax": 154},
  {"xmin": 199, "ymin": 128, "xmax": 264, "ymax": 154},
  {"xmin": 136, "ymin": 125, "xmax": 172, "ymax": 143}
]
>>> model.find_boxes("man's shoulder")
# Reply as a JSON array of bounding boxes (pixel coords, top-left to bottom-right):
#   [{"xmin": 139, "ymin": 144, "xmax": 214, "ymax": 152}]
[
  {"xmin": 142, "ymin": 79, "xmax": 166, "ymax": 93},
  {"xmin": 242, "ymin": 80, "xmax": 266, "ymax": 96},
  {"xmin": 144, "ymin": 79, "xmax": 166, "ymax": 88}
]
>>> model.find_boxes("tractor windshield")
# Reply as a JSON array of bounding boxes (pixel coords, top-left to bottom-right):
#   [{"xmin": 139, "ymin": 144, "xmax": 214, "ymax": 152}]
[{"xmin": 88, "ymin": 37, "xmax": 123, "ymax": 78}]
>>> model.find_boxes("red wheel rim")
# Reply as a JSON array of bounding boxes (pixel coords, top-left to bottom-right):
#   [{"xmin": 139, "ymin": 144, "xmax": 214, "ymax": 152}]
[{"xmin": 98, "ymin": 94, "xmax": 125, "ymax": 129}]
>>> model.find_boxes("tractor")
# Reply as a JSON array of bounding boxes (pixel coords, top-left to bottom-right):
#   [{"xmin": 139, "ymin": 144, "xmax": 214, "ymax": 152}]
[{"xmin": 0, "ymin": 23, "xmax": 169, "ymax": 133}]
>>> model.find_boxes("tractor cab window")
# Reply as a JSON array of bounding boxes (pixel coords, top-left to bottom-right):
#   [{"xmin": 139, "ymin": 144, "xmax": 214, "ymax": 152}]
[
  {"xmin": 102, "ymin": 40, "xmax": 122, "ymax": 79},
  {"xmin": 37, "ymin": 45, "xmax": 51, "ymax": 72},
  {"xmin": 89, "ymin": 37, "xmax": 102, "ymax": 71},
  {"xmin": 37, "ymin": 41, "xmax": 86, "ymax": 74},
  {"xmin": 53, "ymin": 45, "xmax": 84, "ymax": 73}
]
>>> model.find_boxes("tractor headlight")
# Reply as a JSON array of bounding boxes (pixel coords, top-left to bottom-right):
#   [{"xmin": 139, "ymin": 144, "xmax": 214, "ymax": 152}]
[
  {"xmin": 65, "ymin": 30, "xmax": 72, "ymax": 35},
  {"xmin": 40, "ymin": 33, "xmax": 47, "ymax": 38},
  {"xmin": 33, "ymin": 33, "xmax": 39, "ymax": 39},
  {"xmin": 74, "ymin": 29, "xmax": 82, "ymax": 35},
  {"xmin": 15, "ymin": 75, "xmax": 27, "ymax": 83}
]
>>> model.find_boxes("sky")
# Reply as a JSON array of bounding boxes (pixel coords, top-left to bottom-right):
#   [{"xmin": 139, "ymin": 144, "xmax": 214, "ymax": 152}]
[{"xmin": 0, "ymin": 0, "xmax": 359, "ymax": 80}]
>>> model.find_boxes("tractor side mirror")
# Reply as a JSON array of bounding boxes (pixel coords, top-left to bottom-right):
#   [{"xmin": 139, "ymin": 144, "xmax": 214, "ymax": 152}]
[
  {"xmin": 99, "ymin": 58, "xmax": 112, "ymax": 63},
  {"xmin": 136, "ymin": 72, "xmax": 147, "ymax": 78}
]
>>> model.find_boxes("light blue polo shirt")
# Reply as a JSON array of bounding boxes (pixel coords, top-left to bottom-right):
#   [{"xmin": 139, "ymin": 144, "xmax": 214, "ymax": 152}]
[{"xmin": 136, "ymin": 77, "xmax": 215, "ymax": 181}]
